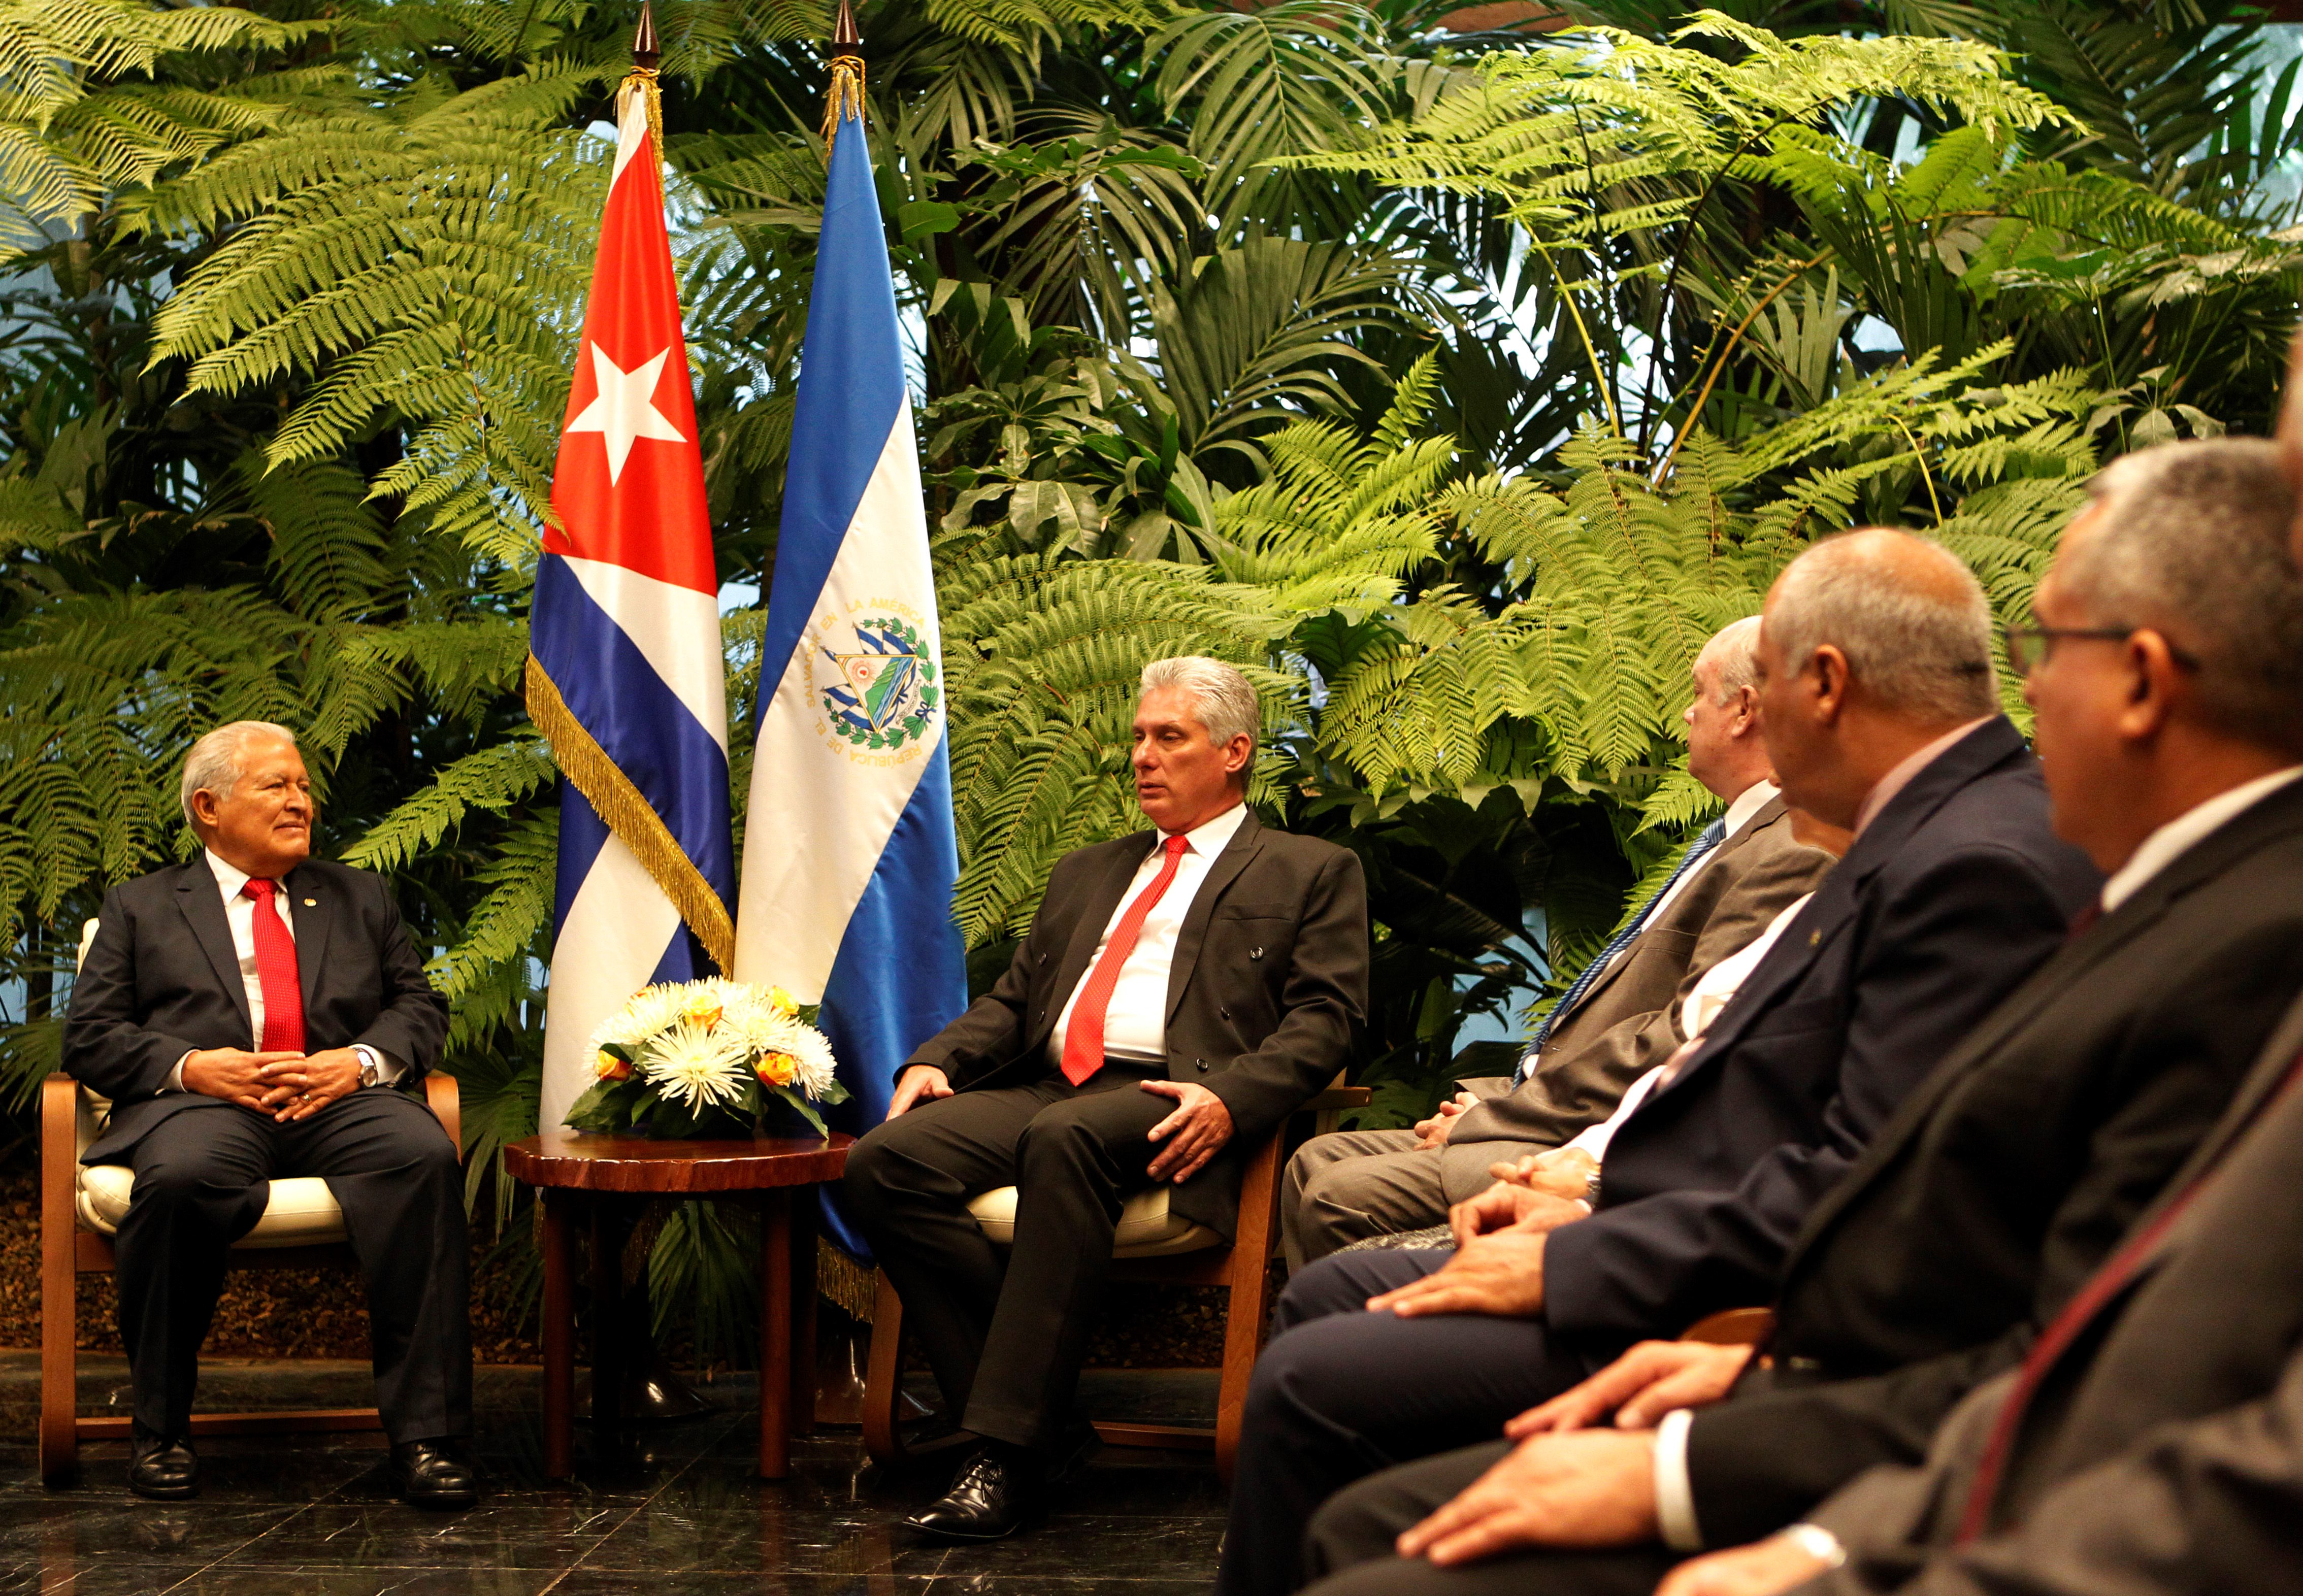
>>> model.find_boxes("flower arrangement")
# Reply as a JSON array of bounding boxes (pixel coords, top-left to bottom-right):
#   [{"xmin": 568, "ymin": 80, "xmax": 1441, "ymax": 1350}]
[{"xmin": 563, "ymin": 978, "xmax": 848, "ymax": 1139}]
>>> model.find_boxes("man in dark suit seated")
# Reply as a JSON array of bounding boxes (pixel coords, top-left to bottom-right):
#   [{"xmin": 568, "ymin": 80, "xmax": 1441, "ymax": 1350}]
[
  {"xmin": 1282, "ymin": 617, "xmax": 1836, "ymax": 1268},
  {"xmin": 1292, "ymin": 437, "xmax": 2303, "ymax": 1596},
  {"xmin": 64, "ymin": 722, "xmax": 468, "ymax": 1506},
  {"xmin": 841, "ymin": 656, "xmax": 1369, "ymax": 1542},
  {"xmin": 1215, "ymin": 530, "xmax": 2104, "ymax": 1596}
]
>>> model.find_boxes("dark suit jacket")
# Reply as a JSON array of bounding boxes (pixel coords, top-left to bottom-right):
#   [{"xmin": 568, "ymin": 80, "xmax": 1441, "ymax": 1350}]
[
  {"xmin": 1683, "ymin": 775, "xmax": 2303, "ymax": 1546},
  {"xmin": 1442, "ymin": 794, "xmax": 1835, "ymax": 1202},
  {"xmin": 906, "ymin": 807, "xmax": 1367, "ymax": 1240},
  {"xmin": 65, "ymin": 855, "xmax": 451, "ymax": 1163},
  {"xmin": 1540, "ymin": 719, "xmax": 2100, "ymax": 1345},
  {"xmin": 1801, "ymin": 987, "xmax": 2303, "ymax": 1596}
]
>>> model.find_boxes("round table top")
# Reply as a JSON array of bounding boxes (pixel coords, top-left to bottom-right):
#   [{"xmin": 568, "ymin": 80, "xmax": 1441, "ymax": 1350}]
[{"xmin": 504, "ymin": 1130, "xmax": 853, "ymax": 1193}]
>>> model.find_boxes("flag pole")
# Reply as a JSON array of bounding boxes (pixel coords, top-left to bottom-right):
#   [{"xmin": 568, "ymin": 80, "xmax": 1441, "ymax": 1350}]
[
  {"xmin": 822, "ymin": 0, "xmax": 864, "ymax": 151},
  {"xmin": 627, "ymin": 1, "xmax": 664, "ymax": 150}
]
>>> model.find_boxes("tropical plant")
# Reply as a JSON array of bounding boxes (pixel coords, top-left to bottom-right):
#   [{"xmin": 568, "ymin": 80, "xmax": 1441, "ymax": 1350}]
[{"xmin": 5, "ymin": 0, "xmax": 2298, "ymax": 1356}]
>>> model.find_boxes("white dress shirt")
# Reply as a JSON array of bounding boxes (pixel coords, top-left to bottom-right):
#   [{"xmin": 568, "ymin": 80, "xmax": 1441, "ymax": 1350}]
[
  {"xmin": 1654, "ymin": 766, "xmax": 2303, "ymax": 1551},
  {"xmin": 163, "ymin": 849, "xmax": 399, "ymax": 1091},
  {"xmin": 1047, "ymin": 802, "xmax": 1251, "ymax": 1069}
]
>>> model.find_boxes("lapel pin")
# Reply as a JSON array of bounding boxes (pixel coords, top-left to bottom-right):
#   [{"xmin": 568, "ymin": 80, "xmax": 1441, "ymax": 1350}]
[
  {"xmin": 1807, "ymin": 929, "xmax": 1821, "ymax": 947},
  {"xmin": 303, "ymin": 898, "xmax": 317, "ymax": 908}
]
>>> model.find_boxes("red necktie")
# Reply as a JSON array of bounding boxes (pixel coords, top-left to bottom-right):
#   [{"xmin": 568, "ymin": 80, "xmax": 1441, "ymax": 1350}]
[
  {"xmin": 1060, "ymin": 835, "xmax": 1191, "ymax": 1086},
  {"xmin": 1954, "ymin": 1043, "xmax": 2303, "ymax": 1542},
  {"xmin": 242, "ymin": 878, "xmax": 307, "ymax": 1053}
]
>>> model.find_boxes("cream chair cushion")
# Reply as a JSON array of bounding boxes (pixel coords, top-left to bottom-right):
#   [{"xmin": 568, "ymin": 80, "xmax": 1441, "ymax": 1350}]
[
  {"xmin": 966, "ymin": 1183, "xmax": 1221, "ymax": 1259},
  {"xmin": 72, "ymin": 1085, "xmax": 353, "ymax": 1251}
]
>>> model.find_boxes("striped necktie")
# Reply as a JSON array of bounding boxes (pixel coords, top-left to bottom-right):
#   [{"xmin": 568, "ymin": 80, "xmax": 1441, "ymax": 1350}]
[{"xmin": 1514, "ymin": 818, "xmax": 1728, "ymax": 1087}]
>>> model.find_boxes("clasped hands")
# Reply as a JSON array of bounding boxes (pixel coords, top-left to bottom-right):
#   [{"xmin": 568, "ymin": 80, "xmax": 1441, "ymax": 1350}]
[
  {"xmin": 1361, "ymin": 1146, "xmax": 1598, "ymax": 1321},
  {"xmin": 182, "ymin": 1046, "xmax": 365, "ymax": 1122},
  {"xmin": 886, "ymin": 1065, "xmax": 1235, "ymax": 1183}
]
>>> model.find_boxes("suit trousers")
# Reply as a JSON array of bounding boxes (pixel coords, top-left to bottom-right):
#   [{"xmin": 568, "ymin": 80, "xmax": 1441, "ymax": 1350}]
[
  {"xmin": 1282, "ymin": 1128, "xmax": 1447, "ymax": 1271},
  {"xmin": 840, "ymin": 1060, "xmax": 1170, "ymax": 1452},
  {"xmin": 1216, "ymin": 1249, "xmax": 1623, "ymax": 1595},
  {"xmin": 109, "ymin": 1087, "xmax": 472, "ymax": 1444},
  {"xmin": 1300, "ymin": 1438, "xmax": 1681, "ymax": 1595}
]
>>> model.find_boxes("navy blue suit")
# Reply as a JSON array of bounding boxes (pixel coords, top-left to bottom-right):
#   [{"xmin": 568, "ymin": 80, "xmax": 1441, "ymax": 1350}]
[{"xmin": 1215, "ymin": 718, "xmax": 2103, "ymax": 1595}]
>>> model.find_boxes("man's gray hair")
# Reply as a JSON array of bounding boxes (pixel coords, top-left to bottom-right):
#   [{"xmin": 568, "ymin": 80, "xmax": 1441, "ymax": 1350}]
[
  {"xmin": 1139, "ymin": 656, "xmax": 1261, "ymax": 754},
  {"xmin": 1767, "ymin": 531, "xmax": 1998, "ymax": 720},
  {"xmin": 1704, "ymin": 616, "xmax": 1764, "ymax": 701},
  {"xmin": 181, "ymin": 721, "xmax": 299, "ymax": 824},
  {"xmin": 2068, "ymin": 439, "xmax": 2303, "ymax": 754}
]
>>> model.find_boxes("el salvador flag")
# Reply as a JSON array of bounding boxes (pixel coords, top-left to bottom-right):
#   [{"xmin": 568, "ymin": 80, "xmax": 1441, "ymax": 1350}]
[{"xmin": 733, "ymin": 89, "xmax": 967, "ymax": 1256}]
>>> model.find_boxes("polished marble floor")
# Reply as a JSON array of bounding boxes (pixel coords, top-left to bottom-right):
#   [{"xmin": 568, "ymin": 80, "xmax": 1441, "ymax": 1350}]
[{"xmin": 0, "ymin": 1352, "xmax": 1227, "ymax": 1595}]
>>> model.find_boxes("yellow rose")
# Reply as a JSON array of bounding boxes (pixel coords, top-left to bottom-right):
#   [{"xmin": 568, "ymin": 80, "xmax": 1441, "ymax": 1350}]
[
  {"xmin": 753, "ymin": 1052, "xmax": 798, "ymax": 1088},
  {"xmin": 767, "ymin": 986, "xmax": 799, "ymax": 1018},
  {"xmin": 682, "ymin": 992, "xmax": 723, "ymax": 1030},
  {"xmin": 595, "ymin": 1049, "xmax": 632, "ymax": 1082}
]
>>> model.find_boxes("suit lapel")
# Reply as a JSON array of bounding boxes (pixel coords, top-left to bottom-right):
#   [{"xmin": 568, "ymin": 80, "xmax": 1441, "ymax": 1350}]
[
  {"xmin": 1646, "ymin": 873, "xmax": 1853, "ymax": 1101},
  {"xmin": 173, "ymin": 857, "xmax": 253, "ymax": 1044},
  {"xmin": 1166, "ymin": 810, "xmax": 1264, "ymax": 1024},
  {"xmin": 1560, "ymin": 805, "xmax": 1770, "ymax": 1023},
  {"xmin": 1033, "ymin": 834, "xmax": 1159, "ymax": 1052},
  {"xmin": 286, "ymin": 863, "xmax": 333, "ymax": 1026},
  {"xmin": 1794, "ymin": 774, "xmax": 2303, "ymax": 1267}
]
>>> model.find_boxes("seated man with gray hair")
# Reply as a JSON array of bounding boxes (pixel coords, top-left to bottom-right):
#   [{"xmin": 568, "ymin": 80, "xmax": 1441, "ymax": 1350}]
[
  {"xmin": 843, "ymin": 656, "xmax": 1370, "ymax": 1542},
  {"xmin": 1282, "ymin": 616, "xmax": 1836, "ymax": 1269},
  {"xmin": 1214, "ymin": 530, "xmax": 2102, "ymax": 1595},
  {"xmin": 64, "ymin": 722, "xmax": 468, "ymax": 1506}
]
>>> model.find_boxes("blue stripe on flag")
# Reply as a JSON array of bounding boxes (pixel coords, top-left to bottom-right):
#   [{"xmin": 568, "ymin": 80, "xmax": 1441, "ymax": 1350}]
[
  {"xmin": 756, "ymin": 111, "xmax": 907, "ymax": 697},
  {"xmin": 550, "ymin": 783, "xmax": 705, "ymax": 987},
  {"xmin": 534, "ymin": 555, "xmax": 736, "ymax": 909},
  {"xmin": 812, "ymin": 737, "xmax": 967, "ymax": 1256}
]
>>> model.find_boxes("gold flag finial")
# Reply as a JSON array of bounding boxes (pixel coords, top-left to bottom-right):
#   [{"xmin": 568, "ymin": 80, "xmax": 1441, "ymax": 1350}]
[
  {"xmin": 822, "ymin": 0, "xmax": 865, "ymax": 152},
  {"xmin": 621, "ymin": 2, "xmax": 664, "ymax": 155}
]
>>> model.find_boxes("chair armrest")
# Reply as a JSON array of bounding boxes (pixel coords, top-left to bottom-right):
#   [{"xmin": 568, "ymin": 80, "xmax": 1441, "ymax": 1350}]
[
  {"xmin": 422, "ymin": 1073, "xmax": 462, "ymax": 1156},
  {"xmin": 1303, "ymin": 1087, "xmax": 1371, "ymax": 1112},
  {"xmin": 1681, "ymin": 1307, "xmax": 1774, "ymax": 1346},
  {"xmin": 43, "ymin": 1073, "xmax": 82, "ymax": 1238}
]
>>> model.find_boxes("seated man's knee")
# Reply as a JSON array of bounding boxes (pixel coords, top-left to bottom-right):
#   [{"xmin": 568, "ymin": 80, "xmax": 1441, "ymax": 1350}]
[
  {"xmin": 1274, "ymin": 1250, "xmax": 1384, "ymax": 1332},
  {"xmin": 840, "ymin": 1120, "xmax": 914, "ymax": 1216},
  {"xmin": 1304, "ymin": 1472, "xmax": 1408, "ymax": 1580}
]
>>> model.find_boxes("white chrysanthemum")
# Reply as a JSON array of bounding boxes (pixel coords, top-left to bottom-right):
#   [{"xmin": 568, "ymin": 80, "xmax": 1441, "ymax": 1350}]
[
  {"xmin": 778, "ymin": 1025, "xmax": 839, "ymax": 1098},
  {"xmin": 641, "ymin": 1021, "xmax": 749, "ymax": 1111},
  {"xmin": 590, "ymin": 983, "xmax": 688, "ymax": 1052},
  {"xmin": 729, "ymin": 1003, "xmax": 839, "ymax": 1099}
]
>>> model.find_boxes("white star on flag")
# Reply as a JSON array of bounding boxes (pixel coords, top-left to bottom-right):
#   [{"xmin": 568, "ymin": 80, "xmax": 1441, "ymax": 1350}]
[{"xmin": 564, "ymin": 342, "xmax": 685, "ymax": 483}]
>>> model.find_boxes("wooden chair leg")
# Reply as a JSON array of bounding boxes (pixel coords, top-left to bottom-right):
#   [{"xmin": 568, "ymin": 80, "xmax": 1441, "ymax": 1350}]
[
  {"xmin": 1213, "ymin": 1134, "xmax": 1283, "ymax": 1488},
  {"xmin": 860, "ymin": 1269, "xmax": 910, "ymax": 1467},
  {"xmin": 41, "ymin": 1073, "xmax": 81, "ymax": 1487}
]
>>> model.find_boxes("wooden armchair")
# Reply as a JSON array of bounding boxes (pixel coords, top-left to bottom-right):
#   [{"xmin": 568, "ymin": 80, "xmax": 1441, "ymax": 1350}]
[
  {"xmin": 862, "ymin": 1080, "xmax": 1368, "ymax": 1486},
  {"xmin": 40, "ymin": 921, "xmax": 463, "ymax": 1485}
]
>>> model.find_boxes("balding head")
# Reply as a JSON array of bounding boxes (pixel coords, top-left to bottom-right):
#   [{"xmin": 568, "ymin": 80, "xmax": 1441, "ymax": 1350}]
[{"xmin": 1763, "ymin": 529, "xmax": 1998, "ymax": 724}]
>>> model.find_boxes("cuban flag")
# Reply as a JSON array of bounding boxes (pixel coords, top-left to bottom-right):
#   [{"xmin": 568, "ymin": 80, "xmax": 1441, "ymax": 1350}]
[
  {"xmin": 529, "ymin": 74, "xmax": 736, "ymax": 1131},
  {"xmin": 734, "ymin": 86, "xmax": 966, "ymax": 1252}
]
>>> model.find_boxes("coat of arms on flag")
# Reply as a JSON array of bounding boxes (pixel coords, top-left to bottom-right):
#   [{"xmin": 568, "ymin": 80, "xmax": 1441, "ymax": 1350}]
[{"xmin": 813, "ymin": 609, "xmax": 941, "ymax": 756}]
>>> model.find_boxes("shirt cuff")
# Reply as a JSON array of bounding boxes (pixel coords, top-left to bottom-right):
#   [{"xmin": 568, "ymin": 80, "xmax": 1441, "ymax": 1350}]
[
  {"xmin": 165, "ymin": 1051, "xmax": 193, "ymax": 1092},
  {"xmin": 1654, "ymin": 1408, "xmax": 1704, "ymax": 1552},
  {"xmin": 352, "ymin": 1045, "xmax": 406, "ymax": 1086}
]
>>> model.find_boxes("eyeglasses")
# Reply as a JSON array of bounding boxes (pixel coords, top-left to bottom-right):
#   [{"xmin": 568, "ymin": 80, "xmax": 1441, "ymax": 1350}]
[{"xmin": 2002, "ymin": 624, "xmax": 2201, "ymax": 678}]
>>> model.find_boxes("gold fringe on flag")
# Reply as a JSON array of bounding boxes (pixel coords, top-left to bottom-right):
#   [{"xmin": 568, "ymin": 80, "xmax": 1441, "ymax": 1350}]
[
  {"xmin": 821, "ymin": 55, "xmax": 865, "ymax": 152},
  {"xmin": 525, "ymin": 653, "xmax": 738, "ymax": 974},
  {"xmin": 816, "ymin": 1244, "xmax": 878, "ymax": 1323},
  {"xmin": 620, "ymin": 66, "xmax": 664, "ymax": 155}
]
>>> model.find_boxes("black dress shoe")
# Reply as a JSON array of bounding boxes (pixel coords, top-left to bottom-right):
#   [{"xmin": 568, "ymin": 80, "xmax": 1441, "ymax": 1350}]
[
  {"xmin": 128, "ymin": 1434, "xmax": 198, "ymax": 1501},
  {"xmin": 389, "ymin": 1439, "xmax": 477, "ymax": 1509},
  {"xmin": 903, "ymin": 1444, "xmax": 1043, "ymax": 1541}
]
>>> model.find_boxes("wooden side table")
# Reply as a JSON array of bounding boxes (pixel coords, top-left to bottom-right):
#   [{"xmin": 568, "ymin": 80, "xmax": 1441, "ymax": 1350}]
[{"xmin": 504, "ymin": 1130, "xmax": 852, "ymax": 1480}]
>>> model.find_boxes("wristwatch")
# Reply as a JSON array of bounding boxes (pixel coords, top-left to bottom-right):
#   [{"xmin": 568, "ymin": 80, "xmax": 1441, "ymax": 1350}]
[{"xmin": 354, "ymin": 1045, "xmax": 383, "ymax": 1089}]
